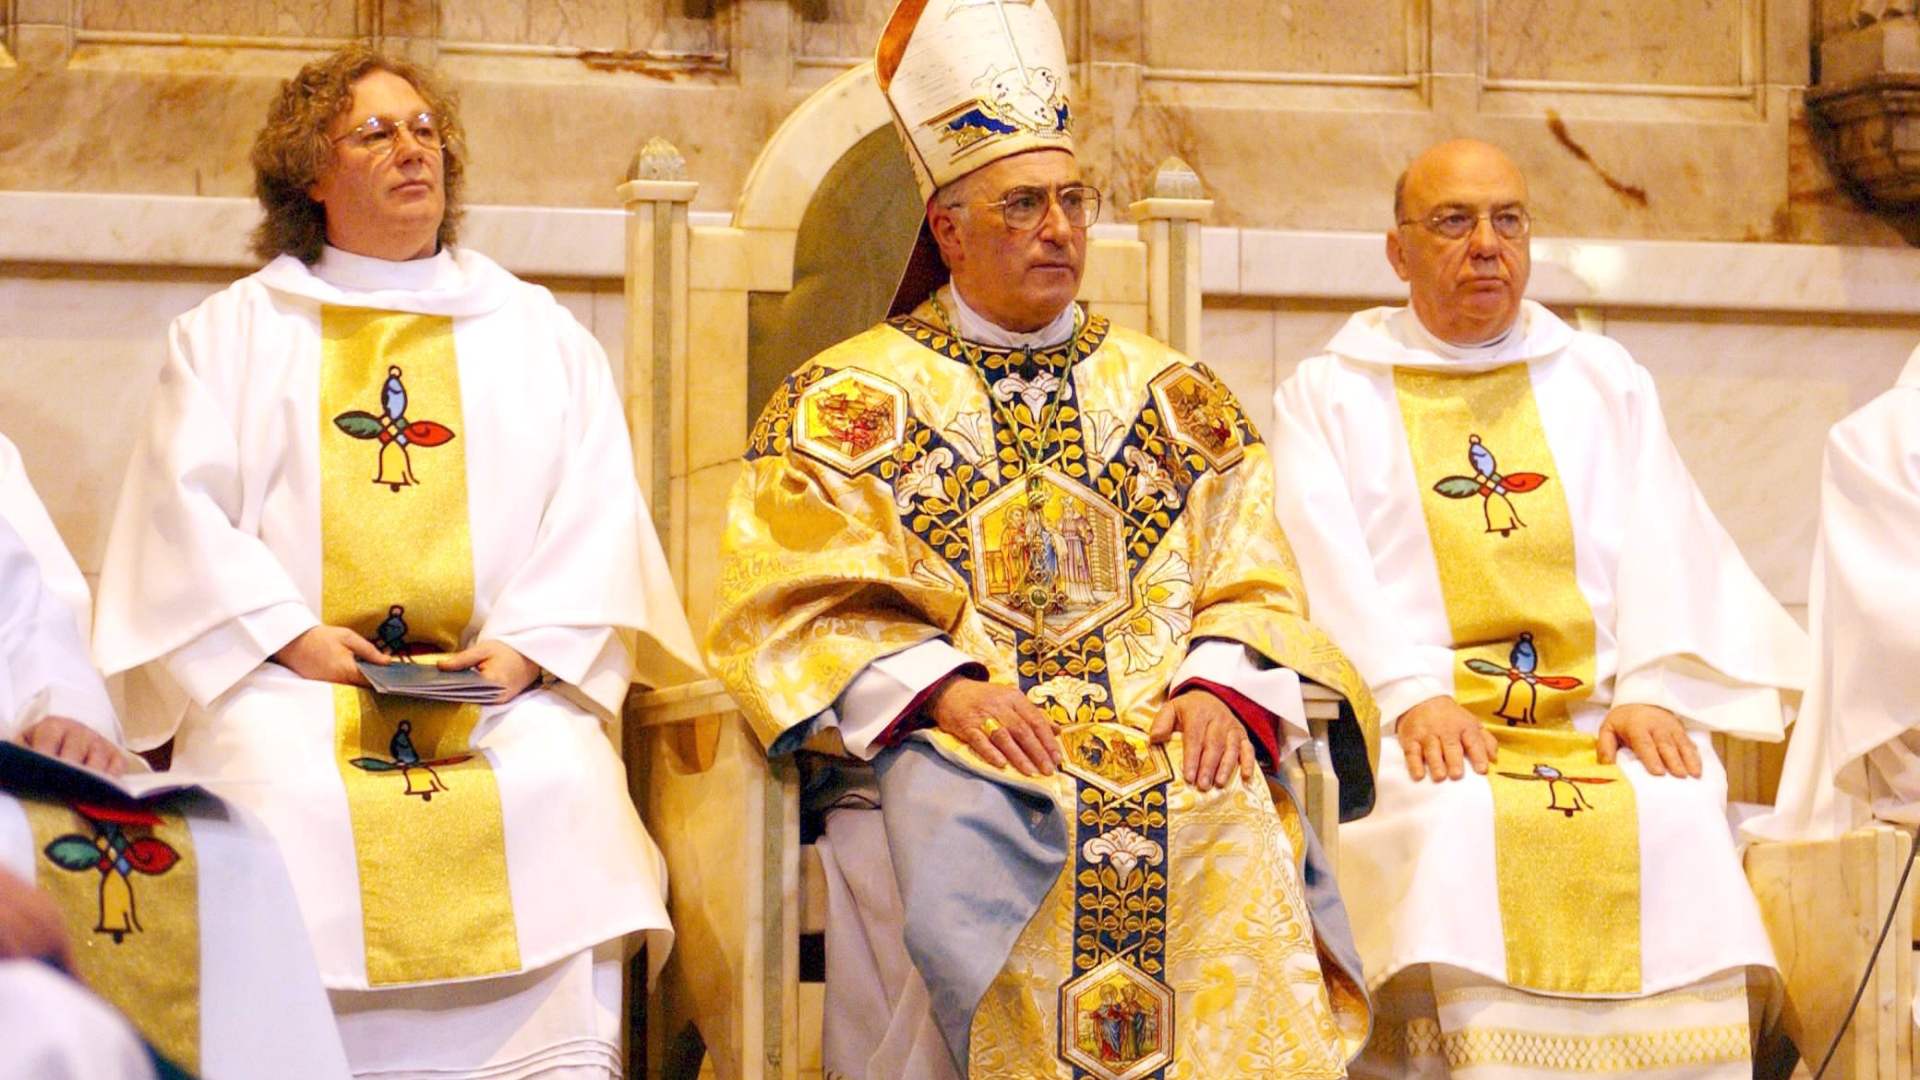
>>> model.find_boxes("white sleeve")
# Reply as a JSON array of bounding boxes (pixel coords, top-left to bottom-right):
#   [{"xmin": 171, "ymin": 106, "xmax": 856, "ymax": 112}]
[
  {"xmin": 490, "ymin": 625, "xmax": 630, "ymax": 723},
  {"xmin": 0, "ymin": 434, "xmax": 92, "ymax": 641},
  {"xmin": 0, "ymin": 520, "xmax": 119, "ymax": 743},
  {"xmin": 1612, "ymin": 657, "xmax": 1790, "ymax": 737},
  {"xmin": 162, "ymin": 601, "xmax": 318, "ymax": 709},
  {"xmin": 1272, "ymin": 370, "xmax": 1453, "ymax": 733},
  {"xmin": 0, "ymin": 961, "xmax": 160, "ymax": 1080},
  {"xmin": 1169, "ymin": 640, "xmax": 1307, "ymax": 753},
  {"xmin": 833, "ymin": 640, "xmax": 980, "ymax": 760}
]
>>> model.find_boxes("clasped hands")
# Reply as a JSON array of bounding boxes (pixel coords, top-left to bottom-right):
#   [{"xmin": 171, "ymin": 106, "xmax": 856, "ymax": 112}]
[
  {"xmin": 1395, "ymin": 695, "xmax": 1702, "ymax": 782},
  {"xmin": 273, "ymin": 625, "xmax": 541, "ymax": 703},
  {"xmin": 922, "ymin": 676, "xmax": 1258, "ymax": 792}
]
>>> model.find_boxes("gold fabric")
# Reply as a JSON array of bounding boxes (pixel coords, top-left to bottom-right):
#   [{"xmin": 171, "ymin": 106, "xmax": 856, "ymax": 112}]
[
  {"xmin": 25, "ymin": 797, "xmax": 200, "ymax": 1070},
  {"xmin": 1486, "ymin": 727, "xmax": 1640, "ymax": 994},
  {"xmin": 1392, "ymin": 365, "xmax": 1595, "ymax": 728},
  {"xmin": 710, "ymin": 305, "xmax": 1376, "ymax": 1078},
  {"xmin": 319, "ymin": 306, "xmax": 518, "ymax": 986},
  {"xmin": 1368, "ymin": 966, "xmax": 1750, "ymax": 1077},
  {"xmin": 1393, "ymin": 364, "xmax": 1640, "ymax": 996}
]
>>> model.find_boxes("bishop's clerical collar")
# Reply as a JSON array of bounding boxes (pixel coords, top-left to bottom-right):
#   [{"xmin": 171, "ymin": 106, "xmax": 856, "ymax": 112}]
[
  {"xmin": 943, "ymin": 283, "xmax": 1080, "ymax": 351},
  {"xmin": 314, "ymin": 244, "xmax": 461, "ymax": 294},
  {"xmin": 1393, "ymin": 306, "xmax": 1522, "ymax": 362}
]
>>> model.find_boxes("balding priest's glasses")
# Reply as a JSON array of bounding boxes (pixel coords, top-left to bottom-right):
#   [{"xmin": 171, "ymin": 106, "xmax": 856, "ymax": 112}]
[{"xmin": 1398, "ymin": 205, "xmax": 1531, "ymax": 241}]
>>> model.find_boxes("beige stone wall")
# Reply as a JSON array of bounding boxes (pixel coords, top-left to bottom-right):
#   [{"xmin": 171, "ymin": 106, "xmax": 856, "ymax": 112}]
[{"xmin": 0, "ymin": 0, "xmax": 1906, "ymax": 244}]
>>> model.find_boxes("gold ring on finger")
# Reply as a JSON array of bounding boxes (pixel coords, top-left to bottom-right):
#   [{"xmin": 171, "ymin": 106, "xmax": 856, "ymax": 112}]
[{"xmin": 979, "ymin": 717, "xmax": 1005, "ymax": 738}]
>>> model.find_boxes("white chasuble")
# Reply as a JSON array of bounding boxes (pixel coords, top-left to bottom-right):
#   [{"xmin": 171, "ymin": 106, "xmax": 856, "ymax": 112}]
[
  {"xmin": 93, "ymin": 246, "xmax": 699, "ymax": 1009},
  {"xmin": 1755, "ymin": 346, "xmax": 1920, "ymax": 841},
  {"xmin": 1271, "ymin": 303, "xmax": 1801, "ymax": 1033}
]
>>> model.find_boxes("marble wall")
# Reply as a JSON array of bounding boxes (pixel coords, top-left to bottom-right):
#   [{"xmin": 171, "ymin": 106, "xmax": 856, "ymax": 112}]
[{"xmin": 0, "ymin": 0, "xmax": 1909, "ymax": 243}]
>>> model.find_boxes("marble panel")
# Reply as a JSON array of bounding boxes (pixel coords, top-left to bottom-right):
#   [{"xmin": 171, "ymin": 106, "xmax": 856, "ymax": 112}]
[
  {"xmin": 1143, "ymin": 0, "xmax": 1411, "ymax": 76},
  {"xmin": 1109, "ymin": 90, "xmax": 1797, "ymax": 241},
  {"xmin": 0, "ymin": 272, "xmax": 233, "ymax": 575},
  {"xmin": 1197, "ymin": 303, "xmax": 1276, "ymax": 432},
  {"xmin": 1484, "ymin": 0, "xmax": 1746, "ymax": 87},
  {"xmin": 1601, "ymin": 311, "xmax": 1920, "ymax": 604},
  {"xmin": 686, "ymin": 289, "xmax": 748, "ymax": 472},
  {"xmin": 1767, "ymin": 0, "xmax": 1813, "ymax": 87},
  {"xmin": 790, "ymin": 0, "xmax": 891, "ymax": 64},
  {"xmin": 78, "ymin": 0, "xmax": 357, "ymax": 37},
  {"xmin": 442, "ymin": 0, "xmax": 626, "ymax": 50},
  {"xmin": 1271, "ymin": 303, "xmax": 1370, "ymax": 388}
]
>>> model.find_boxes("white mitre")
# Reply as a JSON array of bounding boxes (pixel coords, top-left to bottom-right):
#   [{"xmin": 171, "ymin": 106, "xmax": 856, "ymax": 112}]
[
  {"xmin": 876, "ymin": 0, "xmax": 1074, "ymax": 201},
  {"xmin": 876, "ymin": 0, "xmax": 1076, "ymax": 315}
]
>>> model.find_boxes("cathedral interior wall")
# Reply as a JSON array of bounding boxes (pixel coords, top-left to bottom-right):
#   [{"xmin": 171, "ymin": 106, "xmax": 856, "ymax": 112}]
[{"xmin": 4, "ymin": 0, "xmax": 1917, "ymax": 633}]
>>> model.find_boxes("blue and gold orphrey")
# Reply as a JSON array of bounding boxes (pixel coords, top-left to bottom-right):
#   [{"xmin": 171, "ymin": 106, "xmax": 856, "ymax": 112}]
[{"xmin": 749, "ymin": 311, "xmax": 1261, "ymax": 1079}]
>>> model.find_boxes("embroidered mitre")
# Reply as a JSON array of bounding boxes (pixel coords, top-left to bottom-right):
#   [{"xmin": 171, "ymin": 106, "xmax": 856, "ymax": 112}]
[{"xmin": 875, "ymin": 0, "xmax": 1075, "ymax": 202}]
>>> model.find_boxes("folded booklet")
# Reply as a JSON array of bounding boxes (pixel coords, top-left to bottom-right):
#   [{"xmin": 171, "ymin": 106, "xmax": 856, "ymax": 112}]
[
  {"xmin": 357, "ymin": 660, "xmax": 505, "ymax": 704},
  {"xmin": 0, "ymin": 741, "xmax": 215, "ymax": 807}
]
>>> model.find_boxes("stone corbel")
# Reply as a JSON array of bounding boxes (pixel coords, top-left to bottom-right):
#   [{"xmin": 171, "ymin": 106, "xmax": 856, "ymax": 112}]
[{"xmin": 1810, "ymin": 5, "xmax": 1920, "ymax": 210}]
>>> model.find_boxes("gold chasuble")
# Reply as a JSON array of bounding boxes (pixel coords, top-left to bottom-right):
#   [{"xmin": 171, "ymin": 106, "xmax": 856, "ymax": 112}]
[
  {"xmin": 711, "ymin": 304, "xmax": 1378, "ymax": 1079},
  {"xmin": 319, "ymin": 306, "xmax": 518, "ymax": 986},
  {"xmin": 26, "ymin": 797, "xmax": 200, "ymax": 1070},
  {"xmin": 1393, "ymin": 364, "xmax": 1640, "ymax": 995}
]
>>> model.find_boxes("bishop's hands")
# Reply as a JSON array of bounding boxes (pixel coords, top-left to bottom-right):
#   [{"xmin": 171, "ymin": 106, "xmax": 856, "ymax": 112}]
[
  {"xmin": 1597, "ymin": 703, "xmax": 1701, "ymax": 779},
  {"xmin": 437, "ymin": 640, "xmax": 541, "ymax": 704},
  {"xmin": 923, "ymin": 676, "xmax": 1063, "ymax": 777},
  {"xmin": 19, "ymin": 716, "xmax": 128, "ymax": 776},
  {"xmin": 1150, "ymin": 690, "xmax": 1256, "ymax": 792},
  {"xmin": 274, "ymin": 625, "xmax": 388, "ymax": 686},
  {"xmin": 1397, "ymin": 695, "xmax": 1498, "ymax": 782}
]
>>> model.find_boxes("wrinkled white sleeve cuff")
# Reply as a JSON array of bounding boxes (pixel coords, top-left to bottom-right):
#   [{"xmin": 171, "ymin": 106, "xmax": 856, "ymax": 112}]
[
  {"xmin": 1375, "ymin": 674, "xmax": 1451, "ymax": 736},
  {"xmin": 489, "ymin": 625, "xmax": 629, "ymax": 720},
  {"xmin": 835, "ymin": 639, "xmax": 980, "ymax": 761},
  {"xmin": 165, "ymin": 601, "xmax": 317, "ymax": 708},
  {"xmin": 1613, "ymin": 659, "xmax": 1787, "ymax": 740},
  {"xmin": 1170, "ymin": 640, "xmax": 1307, "ymax": 753}
]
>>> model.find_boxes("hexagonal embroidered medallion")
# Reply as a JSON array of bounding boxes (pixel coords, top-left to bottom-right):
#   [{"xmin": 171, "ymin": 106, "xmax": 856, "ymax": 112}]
[
  {"xmin": 793, "ymin": 367, "xmax": 906, "ymax": 474},
  {"xmin": 1056, "ymin": 722, "xmax": 1172, "ymax": 800},
  {"xmin": 966, "ymin": 468, "xmax": 1130, "ymax": 643},
  {"xmin": 1150, "ymin": 367, "xmax": 1244, "ymax": 472},
  {"xmin": 1059, "ymin": 957, "xmax": 1175, "ymax": 1080}
]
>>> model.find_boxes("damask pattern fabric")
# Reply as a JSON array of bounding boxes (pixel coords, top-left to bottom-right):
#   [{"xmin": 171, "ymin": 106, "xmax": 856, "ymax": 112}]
[{"xmin": 709, "ymin": 299, "xmax": 1375, "ymax": 1078}]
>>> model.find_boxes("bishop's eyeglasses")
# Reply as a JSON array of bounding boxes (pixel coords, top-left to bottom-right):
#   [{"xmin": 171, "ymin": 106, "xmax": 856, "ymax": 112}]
[
  {"xmin": 973, "ymin": 184, "xmax": 1103, "ymax": 231},
  {"xmin": 1399, "ymin": 205, "xmax": 1531, "ymax": 241},
  {"xmin": 332, "ymin": 112, "xmax": 445, "ymax": 158}
]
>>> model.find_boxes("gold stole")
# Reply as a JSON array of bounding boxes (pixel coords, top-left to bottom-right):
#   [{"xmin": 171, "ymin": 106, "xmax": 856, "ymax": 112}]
[
  {"xmin": 320, "ymin": 307, "xmax": 519, "ymax": 985},
  {"xmin": 25, "ymin": 798, "xmax": 199, "ymax": 1070},
  {"xmin": 1394, "ymin": 363, "xmax": 1640, "ymax": 994}
]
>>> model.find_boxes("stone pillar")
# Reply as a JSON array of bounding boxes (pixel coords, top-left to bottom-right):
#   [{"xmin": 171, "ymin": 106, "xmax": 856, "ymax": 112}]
[
  {"xmin": 1128, "ymin": 156, "xmax": 1213, "ymax": 356},
  {"xmin": 12, "ymin": 0, "xmax": 74, "ymax": 67},
  {"xmin": 619, "ymin": 137, "xmax": 699, "ymax": 590}
]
